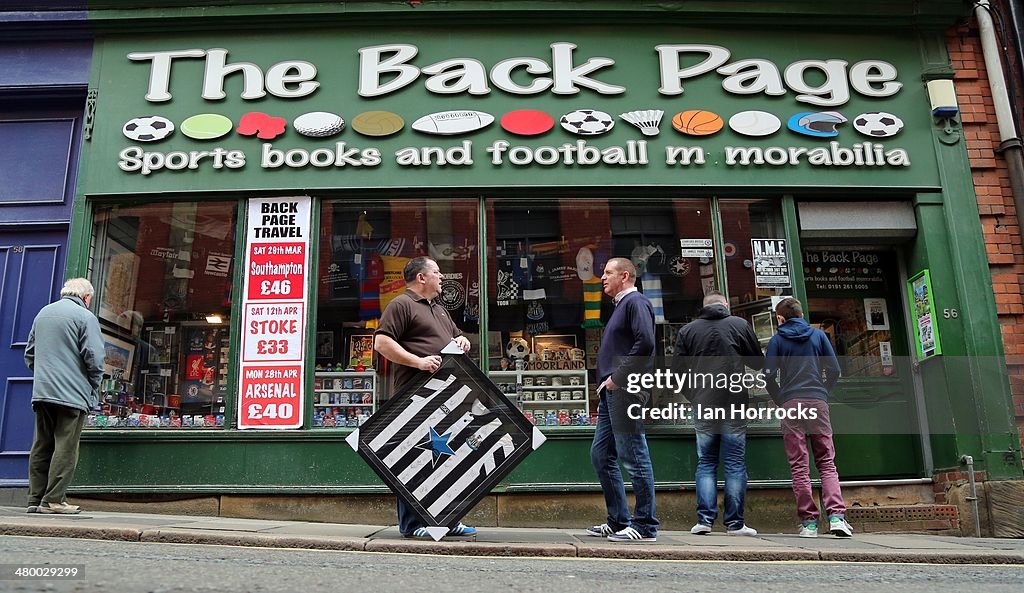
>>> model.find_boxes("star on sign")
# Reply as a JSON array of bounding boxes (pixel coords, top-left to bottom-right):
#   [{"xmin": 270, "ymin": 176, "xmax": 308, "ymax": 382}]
[{"xmin": 415, "ymin": 426, "xmax": 457, "ymax": 466}]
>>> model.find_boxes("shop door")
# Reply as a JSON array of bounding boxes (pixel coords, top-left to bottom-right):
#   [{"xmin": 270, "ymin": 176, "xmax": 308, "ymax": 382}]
[
  {"xmin": 801, "ymin": 246, "xmax": 923, "ymax": 478},
  {"xmin": 0, "ymin": 229, "xmax": 65, "ymax": 484}
]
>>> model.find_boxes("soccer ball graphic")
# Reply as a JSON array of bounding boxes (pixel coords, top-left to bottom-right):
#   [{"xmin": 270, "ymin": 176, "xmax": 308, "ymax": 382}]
[
  {"xmin": 560, "ymin": 109, "xmax": 615, "ymax": 136},
  {"xmin": 506, "ymin": 337, "xmax": 530, "ymax": 361},
  {"xmin": 852, "ymin": 112, "xmax": 904, "ymax": 138},
  {"xmin": 123, "ymin": 116, "xmax": 175, "ymax": 142}
]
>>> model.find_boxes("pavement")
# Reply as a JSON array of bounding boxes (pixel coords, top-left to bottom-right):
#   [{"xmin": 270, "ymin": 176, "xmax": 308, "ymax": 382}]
[{"xmin": 1, "ymin": 505, "xmax": 1023, "ymax": 564}]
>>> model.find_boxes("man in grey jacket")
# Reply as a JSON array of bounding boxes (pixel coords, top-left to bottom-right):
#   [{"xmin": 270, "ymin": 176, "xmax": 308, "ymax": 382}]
[{"xmin": 24, "ymin": 278, "xmax": 105, "ymax": 514}]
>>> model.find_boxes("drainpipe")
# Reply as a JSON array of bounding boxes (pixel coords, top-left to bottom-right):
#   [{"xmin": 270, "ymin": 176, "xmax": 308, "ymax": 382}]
[
  {"xmin": 960, "ymin": 454, "xmax": 982, "ymax": 538},
  {"xmin": 975, "ymin": 2, "xmax": 1024, "ymax": 226}
]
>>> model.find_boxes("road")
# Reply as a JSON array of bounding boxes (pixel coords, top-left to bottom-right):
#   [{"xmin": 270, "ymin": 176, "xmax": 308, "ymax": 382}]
[{"xmin": 1, "ymin": 535, "xmax": 1021, "ymax": 593}]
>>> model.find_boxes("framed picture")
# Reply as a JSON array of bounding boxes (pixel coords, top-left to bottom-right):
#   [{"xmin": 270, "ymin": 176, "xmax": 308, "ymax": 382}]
[
  {"xmin": 531, "ymin": 334, "xmax": 577, "ymax": 355},
  {"xmin": 147, "ymin": 329, "xmax": 173, "ymax": 365},
  {"xmin": 98, "ymin": 241, "xmax": 140, "ymax": 331},
  {"xmin": 101, "ymin": 332, "xmax": 135, "ymax": 378},
  {"xmin": 316, "ymin": 331, "xmax": 335, "ymax": 359},
  {"xmin": 751, "ymin": 311, "xmax": 776, "ymax": 343},
  {"xmin": 347, "ymin": 333, "xmax": 374, "ymax": 369}
]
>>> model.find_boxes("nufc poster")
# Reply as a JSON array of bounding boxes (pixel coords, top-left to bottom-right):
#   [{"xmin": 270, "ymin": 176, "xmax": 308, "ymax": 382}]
[{"xmin": 347, "ymin": 348, "xmax": 545, "ymax": 540}]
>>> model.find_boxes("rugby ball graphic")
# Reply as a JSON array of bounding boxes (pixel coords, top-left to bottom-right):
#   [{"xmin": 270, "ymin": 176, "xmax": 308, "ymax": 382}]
[{"xmin": 412, "ymin": 110, "xmax": 494, "ymax": 135}]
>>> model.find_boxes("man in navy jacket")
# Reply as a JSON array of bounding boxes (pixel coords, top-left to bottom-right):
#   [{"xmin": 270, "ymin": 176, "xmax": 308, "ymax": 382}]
[
  {"xmin": 584, "ymin": 257, "xmax": 659, "ymax": 543},
  {"xmin": 764, "ymin": 297, "xmax": 852, "ymax": 538}
]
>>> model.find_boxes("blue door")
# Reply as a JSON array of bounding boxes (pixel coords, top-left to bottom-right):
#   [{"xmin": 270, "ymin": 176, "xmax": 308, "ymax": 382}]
[{"xmin": 0, "ymin": 230, "xmax": 66, "ymax": 484}]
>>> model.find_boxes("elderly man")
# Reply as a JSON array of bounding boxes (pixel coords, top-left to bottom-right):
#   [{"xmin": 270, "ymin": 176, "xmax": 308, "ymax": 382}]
[{"xmin": 24, "ymin": 278, "xmax": 105, "ymax": 514}]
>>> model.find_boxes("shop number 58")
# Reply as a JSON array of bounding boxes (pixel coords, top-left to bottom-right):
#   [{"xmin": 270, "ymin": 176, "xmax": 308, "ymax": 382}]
[{"xmin": 943, "ymin": 308, "xmax": 959, "ymax": 319}]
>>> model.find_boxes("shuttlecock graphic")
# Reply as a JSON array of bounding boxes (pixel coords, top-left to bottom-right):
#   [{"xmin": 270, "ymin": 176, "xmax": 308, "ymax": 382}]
[{"xmin": 619, "ymin": 109, "xmax": 664, "ymax": 136}]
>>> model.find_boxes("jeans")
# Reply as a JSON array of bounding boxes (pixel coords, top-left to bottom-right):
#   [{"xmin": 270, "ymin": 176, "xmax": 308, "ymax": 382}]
[
  {"xmin": 590, "ymin": 392, "xmax": 659, "ymax": 538},
  {"xmin": 780, "ymin": 398, "xmax": 846, "ymax": 522},
  {"xmin": 397, "ymin": 497, "xmax": 422, "ymax": 537},
  {"xmin": 694, "ymin": 416, "xmax": 748, "ymax": 530}
]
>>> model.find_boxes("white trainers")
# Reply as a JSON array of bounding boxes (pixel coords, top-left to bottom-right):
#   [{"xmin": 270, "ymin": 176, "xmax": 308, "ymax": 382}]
[
  {"xmin": 726, "ymin": 525, "xmax": 758, "ymax": 536},
  {"xmin": 829, "ymin": 517, "xmax": 853, "ymax": 537},
  {"xmin": 799, "ymin": 523, "xmax": 819, "ymax": 538},
  {"xmin": 690, "ymin": 523, "xmax": 712, "ymax": 535},
  {"xmin": 607, "ymin": 526, "xmax": 657, "ymax": 543},
  {"xmin": 585, "ymin": 523, "xmax": 614, "ymax": 537}
]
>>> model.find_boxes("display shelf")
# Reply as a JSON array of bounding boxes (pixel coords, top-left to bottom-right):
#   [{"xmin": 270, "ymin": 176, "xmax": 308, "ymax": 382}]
[
  {"xmin": 313, "ymin": 370, "xmax": 377, "ymax": 427},
  {"xmin": 490, "ymin": 369, "xmax": 590, "ymax": 420}
]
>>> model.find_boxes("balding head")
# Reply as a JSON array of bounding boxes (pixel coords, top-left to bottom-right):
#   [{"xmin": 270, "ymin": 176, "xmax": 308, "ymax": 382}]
[{"xmin": 703, "ymin": 290, "xmax": 728, "ymax": 308}]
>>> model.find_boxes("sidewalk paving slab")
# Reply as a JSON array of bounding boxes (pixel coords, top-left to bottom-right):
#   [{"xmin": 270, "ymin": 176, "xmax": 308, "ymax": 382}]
[{"xmin": 1, "ymin": 507, "xmax": 1023, "ymax": 564}]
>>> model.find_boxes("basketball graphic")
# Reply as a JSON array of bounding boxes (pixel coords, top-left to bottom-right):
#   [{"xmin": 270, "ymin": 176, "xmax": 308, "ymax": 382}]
[{"xmin": 671, "ymin": 110, "xmax": 724, "ymax": 136}]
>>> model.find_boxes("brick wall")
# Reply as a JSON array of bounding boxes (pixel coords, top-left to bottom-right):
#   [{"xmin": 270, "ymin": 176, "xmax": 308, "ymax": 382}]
[{"xmin": 948, "ymin": 23, "xmax": 1024, "ymax": 454}]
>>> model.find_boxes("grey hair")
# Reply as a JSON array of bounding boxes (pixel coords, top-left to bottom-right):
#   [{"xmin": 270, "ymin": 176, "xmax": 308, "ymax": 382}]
[{"xmin": 60, "ymin": 277, "xmax": 95, "ymax": 299}]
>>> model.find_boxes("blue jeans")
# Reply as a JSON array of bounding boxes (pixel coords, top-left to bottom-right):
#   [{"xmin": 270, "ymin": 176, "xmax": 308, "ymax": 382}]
[
  {"xmin": 397, "ymin": 498, "xmax": 422, "ymax": 536},
  {"xmin": 694, "ymin": 416, "xmax": 748, "ymax": 530},
  {"xmin": 590, "ymin": 393, "xmax": 659, "ymax": 538}
]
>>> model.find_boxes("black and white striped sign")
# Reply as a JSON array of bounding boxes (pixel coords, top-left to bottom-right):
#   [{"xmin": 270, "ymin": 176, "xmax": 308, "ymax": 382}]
[{"xmin": 346, "ymin": 351, "xmax": 545, "ymax": 540}]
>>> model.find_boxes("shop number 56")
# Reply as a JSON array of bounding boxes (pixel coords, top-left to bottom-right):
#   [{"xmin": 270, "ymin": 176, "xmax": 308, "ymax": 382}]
[{"xmin": 943, "ymin": 308, "xmax": 959, "ymax": 319}]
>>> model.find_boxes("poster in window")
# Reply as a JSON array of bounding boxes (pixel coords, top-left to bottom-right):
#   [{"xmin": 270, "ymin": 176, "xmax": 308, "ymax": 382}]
[
  {"xmin": 348, "ymin": 333, "xmax": 374, "ymax": 369},
  {"xmin": 316, "ymin": 331, "xmax": 334, "ymax": 360},
  {"xmin": 751, "ymin": 239, "xmax": 791, "ymax": 289},
  {"xmin": 147, "ymin": 329, "xmax": 173, "ymax": 365},
  {"xmin": 908, "ymin": 269, "xmax": 941, "ymax": 359},
  {"xmin": 863, "ymin": 297, "xmax": 890, "ymax": 330},
  {"xmin": 98, "ymin": 241, "xmax": 140, "ymax": 330},
  {"xmin": 101, "ymin": 332, "xmax": 135, "ymax": 379}
]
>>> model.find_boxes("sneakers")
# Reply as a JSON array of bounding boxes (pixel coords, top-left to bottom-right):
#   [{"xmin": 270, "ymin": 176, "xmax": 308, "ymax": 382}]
[
  {"xmin": 799, "ymin": 522, "xmax": 819, "ymax": 538},
  {"xmin": 38, "ymin": 502, "xmax": 80, "ymax": 514},
  {"xmin": 403, "ymin": 523, "xmax": 477, "ymax": 538},
  {"xmin": 829, "ymin": 516, "xmax": 853, "ymax": 537},
  {"xmin": 585, "ymin": 523, "xmax": 615, "ymax": 537},
  {"xmin": 726, "ymin": 525, "xmax": 758, "ymax": 537},
  {"xmin": 447, "ymin": 522, "xmax": 477, "ymax": 536},
  {"xmin": 607, "ymin": 526, "xmax": 657, "ymax": 543},
  {"xmin": 26, "ymin": 505, "xmax": 39, "ymax": 514},
  {"xmin": 690, "ymin": 523, "xmax": 712, "ymax": 535}
]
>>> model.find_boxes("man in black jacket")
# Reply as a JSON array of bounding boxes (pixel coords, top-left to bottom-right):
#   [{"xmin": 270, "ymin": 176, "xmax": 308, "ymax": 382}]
[{"xmin": 672, "ymin": 291, "xmax": 764, "ymax": 536}]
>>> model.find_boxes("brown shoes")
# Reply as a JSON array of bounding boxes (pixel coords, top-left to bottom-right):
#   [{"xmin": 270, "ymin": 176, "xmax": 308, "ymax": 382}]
[{"xmin": 38, "ymin": 502, "xmax": 81, "ymax": 514}]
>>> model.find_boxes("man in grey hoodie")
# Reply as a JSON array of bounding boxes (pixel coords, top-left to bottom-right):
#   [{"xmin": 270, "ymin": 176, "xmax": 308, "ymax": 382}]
[{"xmin": 24, "ymin": 278, "xmax": 105, "ymax": 514}]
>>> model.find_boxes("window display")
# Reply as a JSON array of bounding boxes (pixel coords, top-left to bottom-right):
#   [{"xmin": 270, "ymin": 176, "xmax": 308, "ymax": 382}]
[
  {"xmin": 88, "ymin": 201, "xmax": 237, "ymax": 428},
  {"xmin": 314, "ymin": 198, "xmax": 480, "ymax": 423}
]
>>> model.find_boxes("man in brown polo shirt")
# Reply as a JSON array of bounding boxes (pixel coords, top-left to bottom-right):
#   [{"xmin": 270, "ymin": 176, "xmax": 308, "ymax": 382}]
[{"xmin": 373, "ymin": 256, "xmax": 475, "ymax": 538}]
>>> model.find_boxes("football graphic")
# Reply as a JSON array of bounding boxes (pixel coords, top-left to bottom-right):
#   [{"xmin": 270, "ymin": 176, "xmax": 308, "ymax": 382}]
[
  {"xmin": 123, "ymin": 116, "xmax": 174, "ymax": 142},
  {"xmin": 560, "ymin": 109, "xmax": 615, "ymax": 136},
  {"xmin": 853, "ymin": 112, "xmax": 904, "ymax": 138},
  {"xmin": 412, "ymin": 110, "xmax": 494, "ymax": 135}
]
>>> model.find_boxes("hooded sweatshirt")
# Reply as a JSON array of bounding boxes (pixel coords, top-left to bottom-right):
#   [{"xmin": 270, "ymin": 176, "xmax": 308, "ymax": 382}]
[
  {"xmin": 671, "ymin": 304, "xmax": 764, "ymax": 408},
  {"xmin": 764, "ymin": 317, "xmax": 841, "ymax": 405}
]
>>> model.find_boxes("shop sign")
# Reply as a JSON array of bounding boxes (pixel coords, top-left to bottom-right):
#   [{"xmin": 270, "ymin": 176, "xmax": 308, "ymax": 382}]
[
  {"xmin": 802, "ymin": 249, "xmax": 888, "ymax": 292},
  {"xmin": 346, "ymin": 352, "xmax": 544, "ymax": 541},
  {"xmin": 679, "ymin": 238, "xmax": 714, "ymax": 258},
  {"xmin": 238, "ymin": 196, "xmax": 312, "ymax": 429},
  {"xmin": 89, "ymin": 29, "xmax": 942, "ymax": 193},
  {"xmin": 908, "ymin": 269, "xmax": 942, "ymax": 359},
  {"xmin": 752, "ymin": 239, "xmax": 791, "ymax": 288}
]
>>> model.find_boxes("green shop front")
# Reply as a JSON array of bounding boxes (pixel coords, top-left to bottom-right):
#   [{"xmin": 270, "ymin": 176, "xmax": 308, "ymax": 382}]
[{"xmin": 67, "ymin": 4, "xmax": 1023, "ymax": 526}]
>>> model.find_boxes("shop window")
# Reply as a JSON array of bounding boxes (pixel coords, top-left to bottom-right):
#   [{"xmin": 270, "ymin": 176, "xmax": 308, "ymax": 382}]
[
  {"xmin": 89, "ymin": 201, "xmax": 238, "ymax": 428},
  {"xmin": 720, "ymin": 199, "xmax": 787, "ymax": 336},
  {"xmin": 313, "ymin": 199, "xmax": 480, "ymax": 428},
  {"xmin": 486, "ymin": 198, "xmax": 712, "ymax": 429},
  {"xmin": 803, "ymin": 247, "xmax": 901, "ymax": 377}
]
